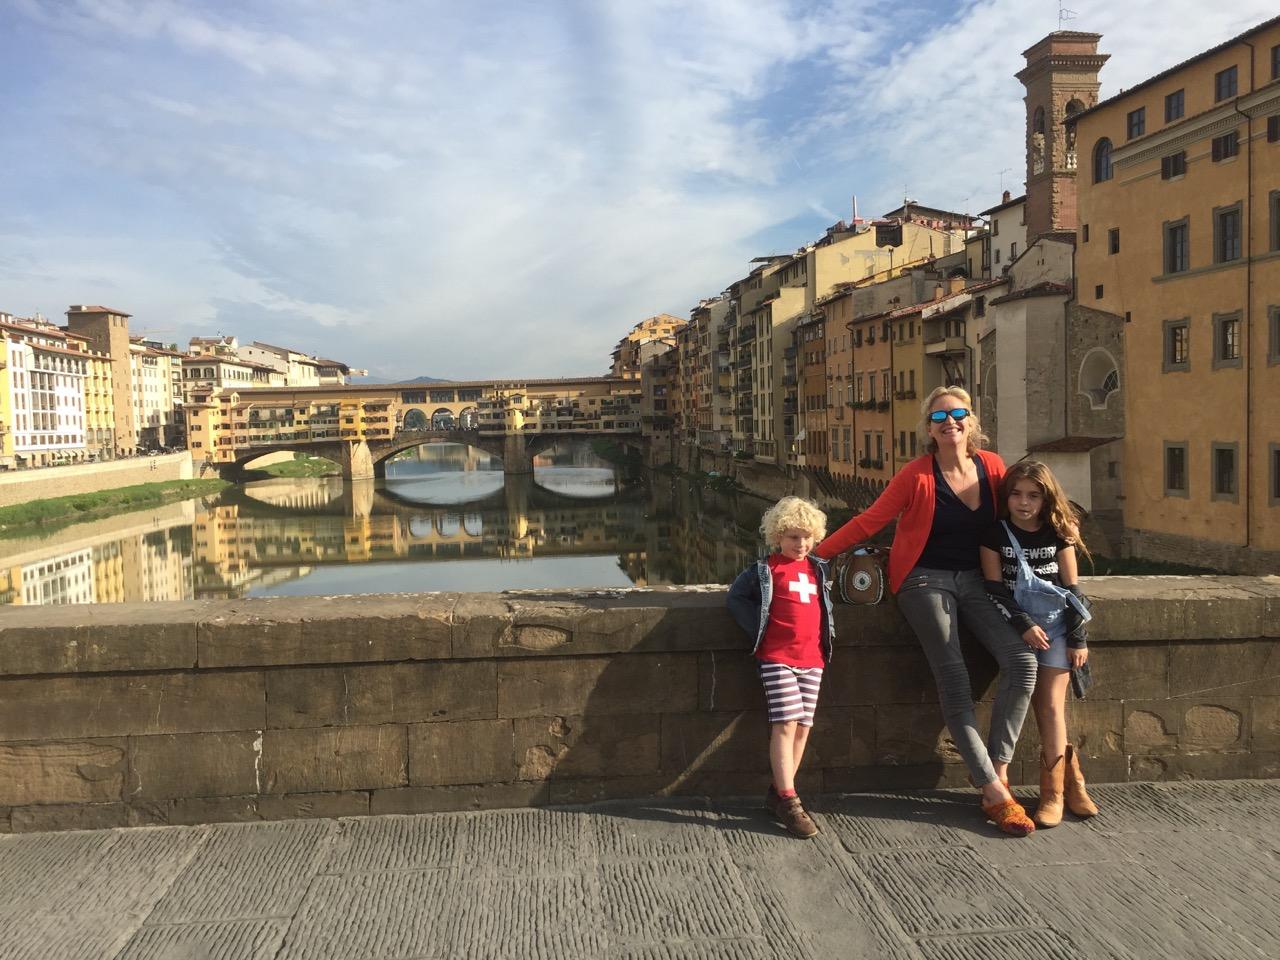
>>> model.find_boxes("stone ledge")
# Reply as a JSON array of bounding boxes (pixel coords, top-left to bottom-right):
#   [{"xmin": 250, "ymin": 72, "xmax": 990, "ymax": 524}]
[{"xmin": 4, "ymin": 577, "xmax": 1277, "ymax": 676}]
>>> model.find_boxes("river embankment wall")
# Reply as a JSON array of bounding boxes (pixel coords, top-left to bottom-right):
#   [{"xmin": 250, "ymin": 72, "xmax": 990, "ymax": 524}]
[
  {"xmin": 0, "ymin": 453, "xmax": 193, "ymax": 508},
  {"xmin": 0, "ymin": 578, "xmax": 1276, "ymax": 832}
]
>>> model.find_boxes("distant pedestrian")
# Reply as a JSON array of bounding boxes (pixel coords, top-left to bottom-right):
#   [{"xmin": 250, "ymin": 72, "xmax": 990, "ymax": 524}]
[
  {"xmin": 981, "ymin": 459, "xmax": 1099, "ymax": 828},
  {"xmin": 727, "ymin": 496, "xmax": 833, "ymax": 840},
  {"xmin": 815, "ymin": 386, "xmax": 1038, "ymax": 837}
]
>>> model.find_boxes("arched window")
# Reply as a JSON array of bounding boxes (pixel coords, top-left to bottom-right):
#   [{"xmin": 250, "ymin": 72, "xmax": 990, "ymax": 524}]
[
  {"xmin": 1093, "ymin": 138, "xmax": 1113, "ymax": 183},
  {"xmin": 1078, "ymin": 348, "xmax": 1120, "ymax": 409},
  {"xmin": 1065, "ymin": 98, "xmax": 1085, "ymax": 119},
  {"xmin": 1032, "ymin": 106, "xmax": 1045, "ymax": 134}
]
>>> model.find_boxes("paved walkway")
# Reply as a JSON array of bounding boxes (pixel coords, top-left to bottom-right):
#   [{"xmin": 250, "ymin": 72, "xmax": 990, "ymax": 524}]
[{"xmin": 2, "ymin": 780, "xmax": 1279, "ymax": 959}]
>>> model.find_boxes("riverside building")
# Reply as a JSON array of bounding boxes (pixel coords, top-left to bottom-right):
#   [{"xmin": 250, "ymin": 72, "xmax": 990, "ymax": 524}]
[
  {"xmin": 1069, "ymin": 14, "xmax": 1280, "ymax": 570},
  {"xmin": 0, "ymin": 314, "xmax": 90, "ymax": 468}
]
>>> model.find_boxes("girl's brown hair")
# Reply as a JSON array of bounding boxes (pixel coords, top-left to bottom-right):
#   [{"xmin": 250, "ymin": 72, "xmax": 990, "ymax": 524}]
[{"xmin": 998, "ymin": 459, "xmax": 1092, "ymax": 563}]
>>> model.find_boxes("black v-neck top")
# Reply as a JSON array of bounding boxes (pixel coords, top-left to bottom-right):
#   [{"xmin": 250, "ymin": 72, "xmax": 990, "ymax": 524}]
[{"xmin": 916, "ymin": 456, "xmax": 994, "ymax": 571}]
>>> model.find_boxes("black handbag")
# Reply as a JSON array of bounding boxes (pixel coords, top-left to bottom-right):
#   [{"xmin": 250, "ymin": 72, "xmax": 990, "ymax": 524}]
[{"xmin": 834, "ymin": 544, "xmax": 890, "ymax": 605}]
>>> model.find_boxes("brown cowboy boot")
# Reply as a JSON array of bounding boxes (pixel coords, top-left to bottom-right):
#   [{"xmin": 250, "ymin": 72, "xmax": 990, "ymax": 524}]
[
  {"xmin": 1063, "ymin": 744, "xmax": 1099, "ymax": 817},
  {"xmin": 1034, "ymin": 753, "xmax": 1065, "ymax": 828}
]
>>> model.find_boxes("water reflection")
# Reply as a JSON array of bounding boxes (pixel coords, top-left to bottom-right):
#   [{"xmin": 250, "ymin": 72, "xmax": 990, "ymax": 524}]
[{"xmin": 0, "ymin": 442, "xmax": 772, "ymax": 605}]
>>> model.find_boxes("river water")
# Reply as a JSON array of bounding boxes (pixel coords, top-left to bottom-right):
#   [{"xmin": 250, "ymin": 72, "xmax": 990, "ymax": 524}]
[{"xmin": 0, "ymin": 442, "xmax": 776, "ymax": 606}]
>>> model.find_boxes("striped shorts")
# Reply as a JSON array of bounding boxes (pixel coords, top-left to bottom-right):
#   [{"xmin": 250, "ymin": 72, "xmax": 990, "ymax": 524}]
[{"xmin": 758, "ymin": 661, "xmax": 824, "ymax": 726}]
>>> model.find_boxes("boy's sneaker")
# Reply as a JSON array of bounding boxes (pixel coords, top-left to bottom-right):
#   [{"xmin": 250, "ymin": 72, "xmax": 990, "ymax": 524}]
[{"xmin": 776, "ymin": 796, "xmax": 818, "ymax": 839}]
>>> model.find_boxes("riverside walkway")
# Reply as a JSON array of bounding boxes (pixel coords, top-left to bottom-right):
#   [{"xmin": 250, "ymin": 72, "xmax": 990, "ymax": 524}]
[{"xmin": 3, "ymin": 780, "xmax": 1278, "ymax": 960}]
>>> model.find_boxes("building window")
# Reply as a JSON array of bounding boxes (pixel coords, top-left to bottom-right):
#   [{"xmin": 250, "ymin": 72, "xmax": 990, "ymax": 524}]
[
  {"xmin": 1095, "ymin": 285, "xmax": 1104, "ymax": 300},
  {"xmin": 1211, "ymin": 442, "xmax": 1238, "ymax": 502},
  {"xmin": 1163, "ymin": 318, "xmax": 1190, "ymax": 372},
  {"xmin": 1214, "ymin": 65, "xmax": 1238, "ymax": 102},
  {"xmin": 1164, "ymin": 218, "xmax": 1189, "ymax": 274},
  {"xmin": 1165, "ymin": 89, "xmax": 1185, "ymax": 122},
  {"xmin": 1009, "ymin": 242, "xmax": 1017, "ymax": 259},
  {"xmin": 1211, "ymin": 130, "xmax": 1240, "ymax": 162},
  {"xmin": 994, "ymin": 248, "xmax": 1001, "ymax": 264},
  {"xmin": 1108, "ymin": 228, "xmax": 1120, "ymax": 254},
  {"xmin": 1092, "ymin": 138, "xmax": 1113, "ymax": 183},
  {"xmin": 1161, "ymin": 151, "xmax": 1187, "ymax": 179},
  {"xmin": 1214, "ymin": 203, "xmax": 1242, "ymax": 263},
  {"xmin": 974, "ymin": 296, "xmax": 986, "ymax": 317},
  {"xmin": 1165, "ymin": 442, "xmax": 1189, "ymax": 497},
  {"xmin": 1126, "ymin": 107, "xmax": 1146, "ymax": 140},
  {"xmin": 1081, "ymin": 224, "xmax": 1090, "ymax": 243},
  {"xmin": 1271, "ymin": 444, "xmax": 1280, "ymax": 506},
  {"xmin": 1213, "ymin": 312, "xmax": 1242, "ymax": 369},
  {"xmin": 1271, "ymin": 306, "xmax": 1280, "ymax": 365},
  {"xmin": 1270, "ymin": 115, "xmax": 1280, "ymax": 144},
  {"xmin": 1033, "ymin": 106, "xmax": 1045, "ymax": 134}
]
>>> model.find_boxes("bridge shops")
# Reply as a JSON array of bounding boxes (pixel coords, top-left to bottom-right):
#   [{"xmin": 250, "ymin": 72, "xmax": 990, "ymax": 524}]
[{"xmin": 185, "ymin": 376, "xmax": 645, "ymax": 479}]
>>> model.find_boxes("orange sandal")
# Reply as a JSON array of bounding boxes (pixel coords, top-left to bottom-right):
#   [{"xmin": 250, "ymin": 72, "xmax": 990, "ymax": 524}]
[{"xmin": 982, "ymin": 798, "xmax": 1036, "ymax": 837}]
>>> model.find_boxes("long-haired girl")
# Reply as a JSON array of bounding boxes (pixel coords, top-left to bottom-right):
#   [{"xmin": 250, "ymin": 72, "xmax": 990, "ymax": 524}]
[{"xmin": 980, "ymin": 460, "xmax": 1099, "ymax": 827}]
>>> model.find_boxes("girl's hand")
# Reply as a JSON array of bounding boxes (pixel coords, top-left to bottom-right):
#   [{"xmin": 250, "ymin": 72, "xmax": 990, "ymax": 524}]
[
  {"xmin": 1022, "ymin": 625, "xmax": 1051, "ymax": 650},
  {"xmin": 1069, "ymin": 647, "xmax": 1089, "ymax": 669}
]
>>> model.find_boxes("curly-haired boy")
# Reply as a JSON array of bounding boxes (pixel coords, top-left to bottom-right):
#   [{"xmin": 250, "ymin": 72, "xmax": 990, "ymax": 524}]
[{"xmin": 727, "ymin": 496, "xmax": 833, "ymax": 839}]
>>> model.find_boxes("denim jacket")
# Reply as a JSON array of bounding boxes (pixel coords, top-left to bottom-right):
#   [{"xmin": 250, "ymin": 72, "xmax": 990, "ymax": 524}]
[{"xmin": 726, "ymin": 555, "xmax": 835, "ymax": 663}]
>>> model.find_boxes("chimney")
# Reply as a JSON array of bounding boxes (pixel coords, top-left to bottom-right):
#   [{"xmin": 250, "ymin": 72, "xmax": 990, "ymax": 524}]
[
  {"xmin": 933, "ymin": 283, "xmax": 945, "ymax": 301},
  {"xmin": 1002, "ymin": 190, "xmax": 1011, "ymax": 203}
]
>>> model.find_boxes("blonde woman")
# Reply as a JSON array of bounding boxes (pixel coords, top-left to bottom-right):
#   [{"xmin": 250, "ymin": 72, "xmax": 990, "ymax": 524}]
[
  {"xmin": 815, "ymin": 387, "xmax": 1038, "ymax": 837},
  {"xmin": 727, "ymin": 496, "xmax": 833, "ymax": 839}
]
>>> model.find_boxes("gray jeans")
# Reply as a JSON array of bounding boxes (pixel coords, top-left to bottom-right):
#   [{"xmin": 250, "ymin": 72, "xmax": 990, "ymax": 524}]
[{"xmin": 895, "ymin": 567, "xmax": 1038, "ymax": 787}]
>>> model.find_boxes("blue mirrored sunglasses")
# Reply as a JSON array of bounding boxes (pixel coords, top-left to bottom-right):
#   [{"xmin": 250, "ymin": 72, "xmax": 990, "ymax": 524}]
[{"xmin": 928, "ymin": 408, "xmax": 970, "ymax": 423}]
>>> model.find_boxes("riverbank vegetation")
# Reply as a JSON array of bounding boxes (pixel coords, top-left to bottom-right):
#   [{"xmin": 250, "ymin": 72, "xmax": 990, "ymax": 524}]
[
  {"xmin": 247, "ymin": 455, "xmax": 339, "ymax": 479},
  {"xmin": 0, "ymin": 478, "xmax": 230, "ymax": 538}
]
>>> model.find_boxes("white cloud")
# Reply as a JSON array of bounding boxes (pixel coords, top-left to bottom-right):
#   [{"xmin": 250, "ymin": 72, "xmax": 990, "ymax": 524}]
[{"xmin": 3, "ymin": 0, "xmax": 1275, "ymax": 378}]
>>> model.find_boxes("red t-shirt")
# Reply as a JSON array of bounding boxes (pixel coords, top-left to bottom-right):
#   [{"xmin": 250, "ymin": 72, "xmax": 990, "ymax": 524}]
[{"xmin": 756, "ymin": 554, "xmax": 824, "ymax": 668}]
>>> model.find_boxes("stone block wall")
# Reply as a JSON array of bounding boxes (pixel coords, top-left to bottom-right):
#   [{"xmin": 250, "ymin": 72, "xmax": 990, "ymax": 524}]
[
  {"xmin": 0, "ymin": 578, "xmax": 1276, "ymax": 832},
  {"xmin": 0, "ymin": 452, "xmax": 192, "ymax": 508}
]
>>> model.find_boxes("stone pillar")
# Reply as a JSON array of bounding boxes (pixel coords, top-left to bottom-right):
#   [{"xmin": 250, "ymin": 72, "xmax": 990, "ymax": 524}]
[
  {"xmin": 501, "ymin": 433, "xmax": 534, "ymax": 475},
  {"xmin": 340, "ymin": 440, "xmax": 375, "ymax": 481}
]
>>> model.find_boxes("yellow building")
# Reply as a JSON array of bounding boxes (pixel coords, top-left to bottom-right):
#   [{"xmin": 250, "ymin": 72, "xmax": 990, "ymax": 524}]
[
  {"xmin": 1070, "ymin": 14, "xmax": 1280, "ymax": 570},
  {"xmin": 65, "ymin": 333, "xmax": 116, "ymax": 460},
  {"xmin": 610, "ymin": 315, "xmax": 685, "ymax": 379},
  {"xmin": 0, "ymin": 337, "xmax": 10, "ymax": 468}
]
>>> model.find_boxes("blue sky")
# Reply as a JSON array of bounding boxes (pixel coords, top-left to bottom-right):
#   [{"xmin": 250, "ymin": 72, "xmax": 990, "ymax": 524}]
[{"xmin": 2, "ymin": 1, "xmax": 1274, "ymax": 379}]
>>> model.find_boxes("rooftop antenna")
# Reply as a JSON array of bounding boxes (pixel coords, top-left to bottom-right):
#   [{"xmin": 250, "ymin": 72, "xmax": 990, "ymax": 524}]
[
  {"xmin": 1058, "ymin": 1, "xmax": 1076, "ymax": 28},
  {"xmin": 998, "ymin": 167, "xmax": 1012, "ymax": 192}
]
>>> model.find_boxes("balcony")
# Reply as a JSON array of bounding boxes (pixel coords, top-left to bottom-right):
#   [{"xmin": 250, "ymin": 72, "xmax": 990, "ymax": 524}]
[
  {"xmin": 735, "ymin": 357, "xmax": 752, "ymax": 369},
  {"xmin": 783, "ymin": 346, "xmax": 797, "ymax": 359},
  {"xmin": 925, "ymin": 335, "xmax": 967, "ymax": 356},
  {"xmin": 782, "ymin": 374, "xmax": 797, "ymax": 387}
]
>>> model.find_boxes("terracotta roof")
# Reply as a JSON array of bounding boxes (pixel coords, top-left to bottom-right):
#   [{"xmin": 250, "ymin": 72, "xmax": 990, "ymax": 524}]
[
  {"xmin": 0, "ymin": 319, "xmax": 66, "ymax": 340},
  {"xmin": 1066, "ymin": 14, "xmax": 1280, "ymax": 125},
  {"xmin": 990, "ymin": 281, "xmax": 1072, "ymax": 305},
  {"xmin": 66, "ymin": 305, "xmax": 132, "ymax": 317},
  {"xmin": 1027, "ymin": 436, "xmax": 1120, "ymax": 454}
]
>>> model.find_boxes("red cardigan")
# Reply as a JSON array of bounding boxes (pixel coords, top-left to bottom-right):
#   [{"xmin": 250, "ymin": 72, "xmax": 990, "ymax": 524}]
[{"xmin": 814, "ymin": 450, "xmax": 1007, "ymax": 593}]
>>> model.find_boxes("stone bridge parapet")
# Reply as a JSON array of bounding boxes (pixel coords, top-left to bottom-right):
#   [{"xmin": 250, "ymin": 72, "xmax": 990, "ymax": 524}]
[{"xmin": 0, "ymin": 576, "xmax": 1276, "ymax": 832}]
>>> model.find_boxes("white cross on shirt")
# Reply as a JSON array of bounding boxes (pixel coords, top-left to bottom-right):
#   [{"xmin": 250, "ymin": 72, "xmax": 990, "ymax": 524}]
[{"xmin": 788, "ymin": 572, "xmax": 818, "ymax": 604}]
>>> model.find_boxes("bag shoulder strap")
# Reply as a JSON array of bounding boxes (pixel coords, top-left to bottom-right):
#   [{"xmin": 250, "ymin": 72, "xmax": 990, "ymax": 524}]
[{"xmin": 999, "ymin": 521, "xmax": 1036, "ymax": 582}]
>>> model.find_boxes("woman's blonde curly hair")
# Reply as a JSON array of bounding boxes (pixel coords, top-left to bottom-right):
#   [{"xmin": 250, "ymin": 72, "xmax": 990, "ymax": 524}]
[{"xmin": 759, "ymin": 496, "xmax": 827, "ymax": 549}]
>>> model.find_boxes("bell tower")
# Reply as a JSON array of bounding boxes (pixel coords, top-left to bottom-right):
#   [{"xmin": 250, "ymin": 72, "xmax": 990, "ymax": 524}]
[{"xmin": 1016, "ymin": 32, "xmax": 1109, "ymax": 236}]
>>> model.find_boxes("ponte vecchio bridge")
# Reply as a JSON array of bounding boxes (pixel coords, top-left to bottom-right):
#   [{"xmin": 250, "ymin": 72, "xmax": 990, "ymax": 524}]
[{"xmin": 186, "ymin": 376, "xmax": 647, "ymax": 480}]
